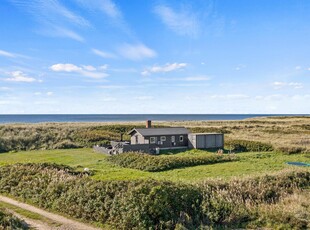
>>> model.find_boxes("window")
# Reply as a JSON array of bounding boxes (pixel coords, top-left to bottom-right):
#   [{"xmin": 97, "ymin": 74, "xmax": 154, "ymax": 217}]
[
  {"xmin": 171, "ymin": 136, "xmax": 175, "ymax": 142},
  {"xmin": 179, "ymin": 135, "xmax": 184, "ymax": 142},
  {"xmin": 150, "ymin": 137, "xmax": 156, "ymax": 144},
  {"xmin": 160, "ymin": 136, "xmax": 166, "ymax": 142}
]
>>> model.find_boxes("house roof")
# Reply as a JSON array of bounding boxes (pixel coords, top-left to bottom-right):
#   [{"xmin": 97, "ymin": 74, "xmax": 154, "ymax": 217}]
[{"xmin": 128, "ymin": 127, "xmax": 189, "ymax": 136}]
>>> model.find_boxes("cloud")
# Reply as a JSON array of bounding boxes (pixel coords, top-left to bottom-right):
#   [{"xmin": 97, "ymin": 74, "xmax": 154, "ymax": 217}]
[
  {"xmin": 75, "ymin": 0, "xmax": 121, "ymax": 19},
  {"xmin": 46, "ymin": 92, "xmax": 53, "ymax": 96},
  {"xmin": 99, "ymin": 85, "xmax": 126, "ymax": 89},
  {"xmin": 118, "ymin": 43, "xmax": 157, "ymax": 61},
  {"xmin": 135, "ymin": 96, "xmax": 154, "ymax": 101},
  {"xmin": 141, "ymin": 63, "xmax": 187, "ymax": 75},
  {"xmin": 50, "ymin": 63, "xmax": 81, "ymax": 72},
  {"xmin": 10, "ymin": 0, "xmax": 88, "ymax": 42},
  {"xmin": 11, "ymin": 0, "xmax": 89, "ymax": 26},
  {"xmin": 184, "ymin": 76, "xmax": 210, "ymax": 81},
  {"xmin": 0, "ymin": 49, "xmax": 29, "ymax": 59},
  {"xmin": 295, "ymin": 66, "xmax": 302, "ymax": 70},
  {"xmin": 4, "ymin": 71, "xmax": 38, "ymax": 82},
  {"xmin": 272, "ymin": 81, "xmax": 303, "ymax": 89},
  {"xmin": 92, "ymin": 48, "xmax": 117, "ymax": 59},
  {"xmin": 102, "ymin": 97, "xmax": 117, "ymax": 102},
  {"xmin": 235, "ymin": 64, "xmax": 246, "ymax": 71},
  {"xmin": 154, "ymin": 5, "xmax": 199, "ymax": 37},
  {"xmin": 50, "ymin": 63, "xmax": 108, "ymax": 78},
  {"xmin": 0, "ymin": 50, "xmax": 16, "ymax": 58},
  {"xmin": 210, "ymin": 94, "xmax": 250, "ymax": 99},
  {"xmin": 50, "ymin": 26, "xmax": 85, "ymax": 42},
  {"xmin": 0, "ymin": 87, "xmax": 11, "ymax": 91},
  {"xmin": 82, "ymin": 65, "xmax": 96, "ymax": 71}
]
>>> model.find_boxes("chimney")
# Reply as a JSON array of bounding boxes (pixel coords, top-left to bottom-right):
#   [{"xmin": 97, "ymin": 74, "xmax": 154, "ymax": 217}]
[{"xmin": 146, "ymin": 120, "xmax": 152, "ymax": 128}]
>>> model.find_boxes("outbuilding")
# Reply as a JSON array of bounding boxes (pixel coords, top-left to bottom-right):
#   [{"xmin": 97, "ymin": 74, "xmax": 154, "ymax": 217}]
[{"xmin": 188, "ymin": 133, "xmax": 224, "ymax": 149}]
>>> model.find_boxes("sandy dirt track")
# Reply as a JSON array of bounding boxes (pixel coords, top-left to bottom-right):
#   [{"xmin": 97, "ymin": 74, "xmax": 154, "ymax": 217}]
[{"xmin": 0, "ymin": 195, "xmax": 101, "ymax": 230}]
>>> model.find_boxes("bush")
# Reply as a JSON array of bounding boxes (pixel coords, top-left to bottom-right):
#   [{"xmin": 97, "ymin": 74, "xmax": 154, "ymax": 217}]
[
  {"xmin": 107, "ymin": 152, "xmax": 237, "ymax": 172},
  {"xmin": 276, "ymin": 146, "xmax": 307, "ymax": 154},
  {"xmin": 0, "ymin": 208, "xmax": 28, "ymax": 229},
  {"xmin": 225, "ymin": 139, "xmax": 274, "ymax": 152},
  {"xmin": 0, "ymin": 163, "xmax": 309, "ymax": 229},
  {"xmin": 189, "ymin": 127, "xmax": 231, "ymax": 134}
]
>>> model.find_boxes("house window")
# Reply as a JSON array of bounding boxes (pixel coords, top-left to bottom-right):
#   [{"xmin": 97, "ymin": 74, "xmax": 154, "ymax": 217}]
[
  {"xmin": 160, "ymin": 136, "xmax": 166, "ymax": 142},
  {"xmin": 171, "ymin": 136, "xmax": 175, "ymax": 142},
  {"xmin": 179, "ymin": 135, "xmax": 184, "ymax": 142},
  {"xmin": 150, "ymin": 137, "xmax": 156, "ymax": 144}
]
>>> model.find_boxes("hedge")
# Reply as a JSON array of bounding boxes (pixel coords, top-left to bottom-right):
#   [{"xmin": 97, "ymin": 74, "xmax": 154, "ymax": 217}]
[
  {"xmin": 0, "ymin": 163, "xmax": 309, "ymax": 229},
  {"xmin": 107, "ymin": 152, "xmax": 237, "ymax": 172},
  {"xmin": 225, "ymin": 139, "xmax": 274, "ymax": 152}
]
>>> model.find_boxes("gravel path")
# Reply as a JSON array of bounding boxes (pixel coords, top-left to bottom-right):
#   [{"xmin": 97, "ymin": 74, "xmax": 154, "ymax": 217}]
[{"xmin": 0, "ymin": 195, "xmax": 101, "ymax": 230}]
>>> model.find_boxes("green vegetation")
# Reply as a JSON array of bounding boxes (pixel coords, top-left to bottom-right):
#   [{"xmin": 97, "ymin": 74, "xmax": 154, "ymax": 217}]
[
  {"xmin": 107, "ymin": 152, "xmax": 237, "ymax": 171},
  {"xmin": 0, "ymin": 148, "xmax": 309, "ymax": 182},
  {"xmin": 0, "ymin": 207, "xmax": 28, "ymax": 230},
  {"xmin": 0, "ymin": 116, "xmax": 309, "ymax": 229},
  {"xmin": 0, "ymin": 123, "xmax": 146, "ymax": 152},
  {"xmin": 0, "ymin": 116, "xmax": 309, "ymax": 154},
  {"xmin": 0, "ymin": 163, "xmax": 309, "ymax": 229},
  {"xmin": 225, "ymin": 139, "xmax": 274, "ymax": 152},
  {"xmin": 0, "ymin": 201, "xmax": 59, "ymax": 227}
]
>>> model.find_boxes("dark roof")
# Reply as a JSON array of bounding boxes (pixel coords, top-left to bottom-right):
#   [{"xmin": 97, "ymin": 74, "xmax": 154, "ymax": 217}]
[{"xmin": 128, "ymin": 127, "xmax": 189, "ymax": 136}]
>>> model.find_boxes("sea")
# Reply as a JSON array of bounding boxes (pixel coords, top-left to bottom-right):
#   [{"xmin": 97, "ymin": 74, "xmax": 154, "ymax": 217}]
[{"xmin": 0, "ymin": 114, "xmax": 308, "ymax": 124}]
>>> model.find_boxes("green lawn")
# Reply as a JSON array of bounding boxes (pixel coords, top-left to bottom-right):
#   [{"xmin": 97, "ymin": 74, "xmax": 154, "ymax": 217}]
[{"xmin": 0, "ymin": 148, "xmax": 309, "ymax": 183}]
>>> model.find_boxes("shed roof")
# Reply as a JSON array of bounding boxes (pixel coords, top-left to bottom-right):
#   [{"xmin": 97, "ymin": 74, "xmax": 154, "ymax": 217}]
[
  {"xmin": 188, "ymin": 133, "xmax": 223, "ymax": 135},
  {"xmin": 128, "ymin": 127, "xmax": 189, "ymax": 136}
]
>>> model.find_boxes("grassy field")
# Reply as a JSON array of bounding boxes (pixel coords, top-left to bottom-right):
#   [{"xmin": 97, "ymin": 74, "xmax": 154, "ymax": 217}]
[
  {"xmin": 0, "ymin": 148, "xmax": 309, "ymax": 182},
  {"xmin": 1, "ymin": 116, "xmax": 309, "ymax": 153}
]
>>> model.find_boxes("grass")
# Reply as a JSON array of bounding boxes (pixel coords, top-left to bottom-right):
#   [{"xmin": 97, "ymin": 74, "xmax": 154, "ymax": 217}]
[
  {"xmin": 0, "ymin": 148, "xmax": 309, "ymax": 182},
  {"xmin": 0, "ymin": 201, "xmax": 60, "ymax": 227}
]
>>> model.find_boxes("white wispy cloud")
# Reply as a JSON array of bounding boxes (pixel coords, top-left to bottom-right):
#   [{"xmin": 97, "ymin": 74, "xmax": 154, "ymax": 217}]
[
  {"xmin": 4, "ymin": 71, "xmax": 38, "ymax": 82},
  {"xmin": 0, "ymin": 87, "xmax": 11, "ymax": 91},
  {"xmin": 102, "ymin": 97, "xmax": 117, "ymax": 102},
  {"xmin": 210, "ymin": 94, "xmax": 250, "ymax": 99},
  {"xmin": 99, "ymin": 85, "xmax": 126, "ymax": 89},
  {"xmin": 135, "ymin": 96, "xmax": 154, "ymax": 101},
  {"xmin": 295, "ymin": 66, "xmax": 302, "ymax": 70},
  {"xmin": 154, "ymin": 5, "xmax": 199, "ymax": 37},
  {"xmin": 50, "ymin": 63, "xmax": 108, "ymax": 78},
  {"xmin": 184, "ymin": 76, "xmax": 210, "ymax": 81},
  {"xmin": 235, "ymin": 64, "xmax": 246, "ymax": 71},
  {"xmin": 92, "ymin": 48, "xmax": 117, "ymax": 59},
  {"xmin": 118, "ymin": 43, "xmax": 157, "ymax": 61},
  {"xmin": 11, "ymin": 0, "xmax": 89, "ymax": 26},
  {"xmin": 272, "ymin": 81, "xmax": 303, "ymax": 89},
  {"xmin": 0, "ymin": 50, "xmax": 16, "ymax": 58},
  {"xmin": 11, "ymin": 0, "xmax": 88, "ymax": 42},
  {"xmin": 75, "ymin": 0, "xmax": 121, "ymax": 19},
  {"xmin": 0, "ymin": 49, "xmax": 29, "ymax": 59},
  {"xmin": 50, "ymin": 26, "xmax": 85, "ymax": 42},
  {"xmin": 141, "ymin": 63, "xmax": 187, "ymax": 75}
]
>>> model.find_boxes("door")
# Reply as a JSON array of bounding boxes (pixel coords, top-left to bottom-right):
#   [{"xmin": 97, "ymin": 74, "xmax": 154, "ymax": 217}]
[
  {"xmin": 215, "ymin": 135, "xmax": 223, "ymax": 147},
  {"xmin": 197, "ymin": 135, "xmax": 205, "ymax": 148},
  {"xmin": 206, "ymin": 135, "xmax": 216, "ymax": 148}
]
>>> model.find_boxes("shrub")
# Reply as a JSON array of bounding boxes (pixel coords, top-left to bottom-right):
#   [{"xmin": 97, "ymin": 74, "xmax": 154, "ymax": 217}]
[
  {"xmin": 276, "ymin": 146, "xmax": 307, "ymax": 154},
  {"xmin": 0, "ymin": 163, "xmax": 309, "ymax": 229},
  {"xmin": 189, "ymin": 127, "xmax": 231, "ymax": 134},
  {"xmin": 0, "ymin": 208, "xmax": 28, "ymax": 229},
  {"xmin": 107, "ymin": 152, "xmax": 237, "ymax": 172},
  {"xmin": 225, "ymin": 139, "xmax": 274, "ymax": 152}
]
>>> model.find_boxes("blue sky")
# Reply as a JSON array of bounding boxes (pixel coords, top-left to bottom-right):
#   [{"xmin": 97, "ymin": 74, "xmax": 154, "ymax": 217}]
[{"xmin": 0, "ymin": 0, "xmax": 309, "ymax": 114}]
